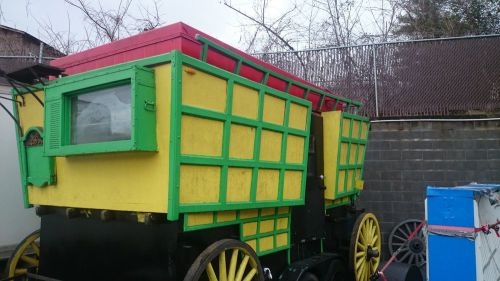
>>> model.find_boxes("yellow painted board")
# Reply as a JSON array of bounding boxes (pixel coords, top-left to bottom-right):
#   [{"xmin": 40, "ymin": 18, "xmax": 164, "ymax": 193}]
[
  {"xmin": 181, "ymin": 115, "xmax": 223, "ymax": 157},
  {"xmin": 182, "ymin": 66, "xmax": 227, "ymax": 113},
  {"xmin": 352, "ymin": 120, "xmax": 360, "ymax": 138},
  {"xmin": 349, "ymin": 144, "xmax": 357, "ymax": 164},
  {"xmin": 179, "ymin": 165, "xmax": 220, "ymax": 204},
  {"xmin": 347, "ymin": 170, "xmax": 354, "ymax": 192},
  {"xmin": 262, "ymin": 94, "xmax": 285, "ymax": 125},
  {"xmin": 277, "ymin": 217, "xmax": 288, "ymax": 230},
  {"xmin": 285, "ymin": 135, "xmax": 305, "ymax": 164},
  {"xmin": 322, "ymin": 111, "xmax": 341, "ymax": 200},
  {"xmin": 259, "ymin": 236, "xmax": 274, "ymax": 252},
  {"xmin": 260, "ymin": 219, "xmax": 274, "ymax": 233},
  {"xmin": 256, "ymin": 169, "xmax": 279, "ymax": 201},
  {"xmin": 259, "ymin": 130, "xmax": 282, "ymax": 162},
  {"xmin": 232, "ymin": 83, "xmax": 259, "ymax": 119},
  {"xmin": 342, "ymin": 117, "xmax": 350, "ymax": 137},
  {"xmin": 17, "ymin": 91, "xmax": 45, "ymax": 135},
  {"xmin": 358, "ymin": 145, "xmax": 365, "ymax": 164},
  {"xmin": 276, "ymin": 233, "xmax": 288, "ymax": 247},
  {"xmin": 337, "ymin": 170, "xmax": 346, "ymax": 194},
  {"xmin": 187, "ymin": 212, "xmax": 214, "ymax": 226},
  {"xmin": 27, "ymin": 64, "xmax": 171, "ymax": 213},
  {"xmin": 229, "ymin": 124, "xmax": 255, "ymax": 159},
  {"xmin": 240, "ymin": 209, "xmax": 258, "ymax": 219},
  {"xmin": 288, "ymin": 103, "xmax": 308, "ymax": 130},
  {"xmin": 340, "ymin": 143, "xmax": 349, "ymax": 165},
  {"xmin": 277, "ymin": 207, "xmax": 289, "ymax": 215},
  {"xmin": 217, "ymin": 211, "xmax": 237, "ymax": 223},
  {"xmin": 243, "ymin": 222, "xmax": 257, "ymax": 236},
  {"xmin": 246, "ymin": 240, "xmax": 257, "ymax": 252},
  {"xmin": 361, "ymin": 122, "xmax": 369, "ymax": 138},
  {"xmin": 283, "ymin": 170, "xmax": 302, "ymax": 200},
  {"xmin": 260, "ymin": 208, "xmax": 275, "ymax": 217},
  {"xmin": 226, "ymin": 167, "xmax": 252, "ymax": 202}
]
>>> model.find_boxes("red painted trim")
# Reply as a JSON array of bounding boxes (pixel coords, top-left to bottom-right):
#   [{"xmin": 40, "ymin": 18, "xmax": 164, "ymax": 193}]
[{"xmin": 51, "ymin": 22, "xmax": 348, "ymax": 111}]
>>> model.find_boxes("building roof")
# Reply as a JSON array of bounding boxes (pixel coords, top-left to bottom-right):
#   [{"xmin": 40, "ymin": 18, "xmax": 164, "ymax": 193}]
[
  {"xmin": 0, "ymin": 25, "xmax": 65, "ymax": 85},
  {"xmin": 0, "ymin": 24, "xmax": 64, "ymax": 57}
]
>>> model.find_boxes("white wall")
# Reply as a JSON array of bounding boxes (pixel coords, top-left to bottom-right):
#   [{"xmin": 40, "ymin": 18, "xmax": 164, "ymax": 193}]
[{"xmin": 0, "ymin": 85, "xmax": 40, "ymax": 250}]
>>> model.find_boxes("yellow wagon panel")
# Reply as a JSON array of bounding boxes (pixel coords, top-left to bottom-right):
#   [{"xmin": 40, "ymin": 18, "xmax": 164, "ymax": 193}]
[
  {"xmin": 25, "ymin": 64, "xmax": 172, "ymax": 213},
  {"xmin": 323, "ymin": 111, "xmax": 369, "ymax": 203}
]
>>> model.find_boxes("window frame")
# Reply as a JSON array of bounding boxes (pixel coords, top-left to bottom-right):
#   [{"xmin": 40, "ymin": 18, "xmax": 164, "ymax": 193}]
[{"xmin": 44, "ymin": 65, "xmax": 156, "ymax": 156}]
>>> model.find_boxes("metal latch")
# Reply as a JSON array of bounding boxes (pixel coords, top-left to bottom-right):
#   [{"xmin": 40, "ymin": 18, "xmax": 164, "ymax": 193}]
[{"xmin": 144, "ymin": 100, "xmax": 156, "ymax": 111}]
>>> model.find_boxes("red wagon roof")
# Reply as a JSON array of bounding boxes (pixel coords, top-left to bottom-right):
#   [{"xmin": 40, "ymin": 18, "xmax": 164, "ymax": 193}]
[{"xmin": 51, "ymin": 22, "xmax": 358, "ymax": 111}]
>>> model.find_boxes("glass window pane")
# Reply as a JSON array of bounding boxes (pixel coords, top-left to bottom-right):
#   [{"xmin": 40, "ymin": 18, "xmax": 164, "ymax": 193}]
[{"xmin": 71, "ymin": 84, "xmax": 131, "ymax": 144}]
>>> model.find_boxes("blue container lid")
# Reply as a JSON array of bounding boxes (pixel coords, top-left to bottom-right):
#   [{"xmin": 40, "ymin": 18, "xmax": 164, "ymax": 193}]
[{"xmin": 427, "ymin": 183, "xmax": 500, "ymax": 198}]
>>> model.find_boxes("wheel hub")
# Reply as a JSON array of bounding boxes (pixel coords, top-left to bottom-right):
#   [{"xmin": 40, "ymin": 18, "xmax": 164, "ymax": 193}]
[
  {"xmin": 409, "ymin": 238, "xmax": 425, "ymax": 254},
  {"xmin": 366, "ymin": 245, "xmax": 380, "ymax": 260}
]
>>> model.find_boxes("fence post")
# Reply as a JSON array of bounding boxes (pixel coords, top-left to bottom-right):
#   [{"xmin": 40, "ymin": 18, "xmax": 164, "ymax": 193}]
[
  {"xmin": 38, "ymin": 42, "xmax": 44, "ymax": 64},
  {"xmin": 372, "ymin": 45, "xmax": 379, "ymax": 118}
]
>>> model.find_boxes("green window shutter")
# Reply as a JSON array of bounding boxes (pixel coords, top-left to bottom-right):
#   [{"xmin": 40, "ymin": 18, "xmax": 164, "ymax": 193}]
[
  {"xmin": 44, "ymin": 98, "xmax": 63, "ymax": 155},
  {"xmin": 23, "ymin": 127, "xmax": 56, "ymax": 187}
]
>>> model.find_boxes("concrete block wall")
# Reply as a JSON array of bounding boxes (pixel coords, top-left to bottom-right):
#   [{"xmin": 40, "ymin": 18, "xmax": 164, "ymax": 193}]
[{"xmin": 357, "ymin": 119, "xmax": 500, "ymax": 258}]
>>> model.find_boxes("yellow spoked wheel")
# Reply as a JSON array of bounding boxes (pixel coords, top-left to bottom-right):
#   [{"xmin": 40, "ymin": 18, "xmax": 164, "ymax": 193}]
[
  {"xmin": 184, "ymin": 239, "xmax": 264, "ymax": 281},
  {"xmin": 349, "ymin": 213, "xmax": 381, "ymax": 281},
  {"xmin": 6, "ymin": 230, "xmax": 40, "ymax": 278}
]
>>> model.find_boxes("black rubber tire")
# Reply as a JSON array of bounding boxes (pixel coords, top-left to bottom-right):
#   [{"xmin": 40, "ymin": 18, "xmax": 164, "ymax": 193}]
[
  {"xmin": 5, "ymin": 230, "xmax": 40, "ymax": 278},
  {"xmin": 183, "ymin": 239, "xmax": 264, "ymax": 281},
  {"xmin": 325, "ymin": 259, "xmax": 348, "ymax": 281},
  {"xmin": 299, "ymin": 272, "xmax": 319, "ymax": 281}
]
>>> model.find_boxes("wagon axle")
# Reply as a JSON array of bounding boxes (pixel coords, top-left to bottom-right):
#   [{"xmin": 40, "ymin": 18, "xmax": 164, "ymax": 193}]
[{"xmin": 366, "ymin": 246, "xmax": 380, "ymax": 260}]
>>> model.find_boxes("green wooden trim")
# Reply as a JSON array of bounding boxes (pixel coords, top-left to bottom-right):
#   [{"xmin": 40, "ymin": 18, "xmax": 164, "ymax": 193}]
[
  {"xmin": 235, "ymin": 60, "xmax": 243, "ymax": 75},
  {"xmin": 334, "ymin": 189, "xmax": 360, "ymax": 199},
  {"xmin": 180, "ymin": 106, "xmax": 308, "ymax": 137},
  {"xmin": 167, "ymin": 50, "xmax": 183, "ymax": 221},
  {"xmin": 179, "ymin": 156, "xmax": 304, "ymax": 170},
  {"xmin": 334, "ymin": 116, "xmax": 343, "ymax": 199},
  {"xmin": 195, "ymin": 35, "xmax": 362, "ymax": 110},
  {"xmin": 239, "ymin": 207, "xmax": 292, "ymax": 256},
  {"xmin": 219, "ymin": 79, "xmax": 235, "ymax": 204},
  {"xmin": 175, "ymin": 53, "xmax": 311, "ymax": 213},
  {"xmin": 11, "ymin": 95, "xmax": 30, "ymax": 208},
  {"xmin": 343, "ymin": 117, "xmax": 353, "ymax": 193},
  {"xmin": 178, "ymin": 200, "xmax": 303, "ymax": 213},
  {"xmin": 359, "ymin": 122, "xmax": 370, "ymax": 179},
  {"xmin": 301, "ymin": 102, "xmax": 312, "ymax": 201},
  {"xmin": 12, "ymin": 53, "xmax": 173, "ymax": 95},
  {"xmin": 331, "ymin": 112, "xmax": 370, "ymax": 201},
  {"xmin": 255, "ymin": 209, "xmax": 262, "ymax": 254},
  {"xmin": 183, "ymin": 207, "xmax": 288, "ymax": 231},
  {"xmin": 22, "ymin": 127, "xmax": 56, "ymax": 187},
  {"xmin": 251, "ymin": 88, "xmax": 265, "ymax": 202},
  {"xmin": 44, "ymin": 65, "xmax": 157, "ymax": 156},
  {"xmin": 182, "ymin": 55, "xmax": 309, "ymax": 107},
  {"xmin": 325, "ymin": 198, "xmax": 352, "ymax": 209}
]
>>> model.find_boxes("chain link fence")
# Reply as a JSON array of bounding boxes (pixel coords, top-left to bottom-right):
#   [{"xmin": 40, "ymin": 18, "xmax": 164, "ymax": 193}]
[{"xmin": 255, "ymin": 35, "xmax": 500, "ymax": 118}]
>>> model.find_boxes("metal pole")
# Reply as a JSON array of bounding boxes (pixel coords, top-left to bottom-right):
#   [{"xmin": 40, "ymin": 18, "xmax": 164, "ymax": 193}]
[
  {"xmin": 372, "ymin": 45, "xmax": 379, "ymax": 117},
  {"xmin": 38, "ymin": 42, "xmax": 44, "ymax": 63}
]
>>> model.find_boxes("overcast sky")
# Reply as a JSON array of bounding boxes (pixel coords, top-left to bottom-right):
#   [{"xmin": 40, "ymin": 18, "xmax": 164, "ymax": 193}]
[{"xmin": 0, "ymin": 0, "xmax": 289, "ymax": 50}]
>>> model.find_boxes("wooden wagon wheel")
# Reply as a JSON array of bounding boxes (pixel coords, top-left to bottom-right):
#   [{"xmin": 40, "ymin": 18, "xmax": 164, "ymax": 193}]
[
  {"xmin": 183, "ymin": 239, "xmax": 264, "ymax": 281},
  {"xmin": 349, "ymin": 213, "xmax": 381, "ymax": 281},
  {"xmin": 5, "ymin": 230, "xmax": 40, "ymax": 278},
  {"xmin": 388, "ymin": 219, "xmax": 426, "ymax": 267}
]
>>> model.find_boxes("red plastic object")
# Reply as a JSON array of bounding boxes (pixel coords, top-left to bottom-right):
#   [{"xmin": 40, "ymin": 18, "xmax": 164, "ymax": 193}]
[{"xmin": 51, "ymin": 22, "xmax": 343, "ymax": 111}]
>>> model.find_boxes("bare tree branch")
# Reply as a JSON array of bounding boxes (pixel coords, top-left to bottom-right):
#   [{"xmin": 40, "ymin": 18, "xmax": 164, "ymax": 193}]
[
  {"xmin": 28, "ymin": 0, "xmax": 166, "ymax": 54},
  {"xmin": 225, "ymin": 1, "xmax": 298, "ymax": 53},
  {"xmin": 224, "ymin": 0, "xmax": 309, "ymax": 78}
]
